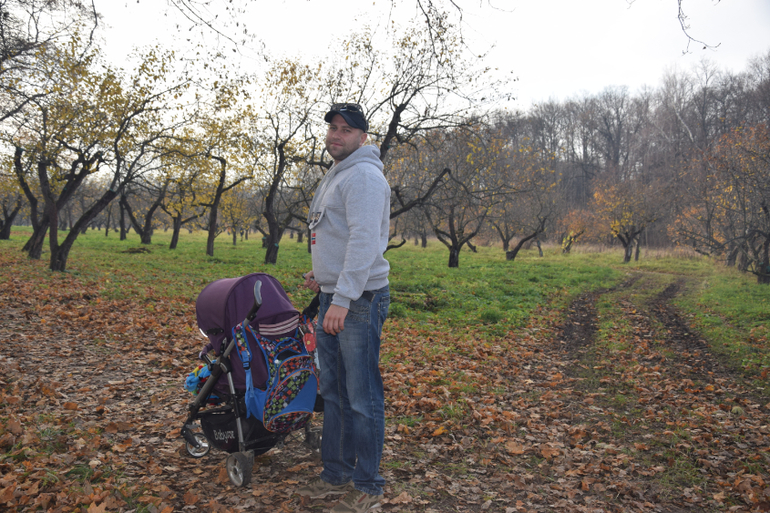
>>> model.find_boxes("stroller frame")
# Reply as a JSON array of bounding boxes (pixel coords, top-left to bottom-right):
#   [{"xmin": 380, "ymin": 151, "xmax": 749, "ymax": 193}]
[{"xmin": 180, "ymin": 274, "xmax": 321, "ymax": 487}]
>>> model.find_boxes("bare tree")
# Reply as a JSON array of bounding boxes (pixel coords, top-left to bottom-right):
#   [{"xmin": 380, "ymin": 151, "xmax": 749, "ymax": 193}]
[
  {"xmin": 409, "ymin": 127, "xmax": 501, "ymax": 268},
  {"xmin": 0, "ymin": 0, "xmax": 98, "ymax": 123}
]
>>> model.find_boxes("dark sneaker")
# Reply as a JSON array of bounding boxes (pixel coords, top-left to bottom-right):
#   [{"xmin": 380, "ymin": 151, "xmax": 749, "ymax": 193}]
[
  {"xmin": 296, "ymin": 477, "xmax": 354, "ymax": 498},
  {"xmin": 330, "ymin": 489, "xmax": 383, "ymax": 512}
]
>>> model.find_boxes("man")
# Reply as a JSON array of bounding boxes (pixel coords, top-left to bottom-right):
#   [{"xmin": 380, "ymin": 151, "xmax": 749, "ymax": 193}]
[{"xmin": 298, "ymin": 103, "xmax": 391, "ymax": 513}]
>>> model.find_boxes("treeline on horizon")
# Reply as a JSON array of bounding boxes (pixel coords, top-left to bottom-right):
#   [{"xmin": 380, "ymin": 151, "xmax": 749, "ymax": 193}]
[{"xmin": 0, "ymin": 2, "xmax": 768, "ymax": 282}]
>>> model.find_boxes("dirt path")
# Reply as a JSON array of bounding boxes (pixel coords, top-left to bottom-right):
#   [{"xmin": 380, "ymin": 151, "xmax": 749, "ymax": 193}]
[{"xmin": 557, "ymin": 274, "xmax": 770, "ymax": 512}]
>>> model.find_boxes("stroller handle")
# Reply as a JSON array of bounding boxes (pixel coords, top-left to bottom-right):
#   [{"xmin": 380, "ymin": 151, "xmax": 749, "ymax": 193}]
[
  {"xmin": 302, "ymin": 293, "xmax": 320, "ymax": 320},
  {"xmin": 245, "ymin": 281, "xmax": 263, "ymax": 323}
]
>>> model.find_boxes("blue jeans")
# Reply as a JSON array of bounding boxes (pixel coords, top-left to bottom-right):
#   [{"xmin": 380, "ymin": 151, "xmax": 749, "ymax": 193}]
[{"xmin": 317, "ymin": 286, "xmax": 390, "ymax": 496}]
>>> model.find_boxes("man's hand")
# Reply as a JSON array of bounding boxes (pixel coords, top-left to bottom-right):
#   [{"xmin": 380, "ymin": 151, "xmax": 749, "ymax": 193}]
[
  {"xmin": 323, "ymin": 304, "xmax": 348, "ymax": 335},
  {"xmin": 303, "ymin": 271, "xmax": 320, "ymax": 293}
]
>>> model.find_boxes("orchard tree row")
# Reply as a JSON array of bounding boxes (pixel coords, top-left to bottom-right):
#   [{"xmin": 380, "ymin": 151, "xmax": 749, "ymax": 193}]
[
  {"xmin": 0, "ymin": 2, "xmax": 500, "ymax": 269},
  {"xmin": 0, "ymin": 2, "xmax": 768, "ymax": 283}
]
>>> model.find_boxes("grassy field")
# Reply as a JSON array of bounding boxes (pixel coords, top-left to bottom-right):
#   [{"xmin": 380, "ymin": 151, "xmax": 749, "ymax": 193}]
[{"xmin": 3, "ymin": 225, "xmax": 768, "ymax": 377}]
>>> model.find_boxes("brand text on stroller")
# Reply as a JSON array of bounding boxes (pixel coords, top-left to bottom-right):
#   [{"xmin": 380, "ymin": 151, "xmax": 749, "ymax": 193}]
[{"xmin": 213, "ymin": 429, "xmax": 235, "ymax": 442}]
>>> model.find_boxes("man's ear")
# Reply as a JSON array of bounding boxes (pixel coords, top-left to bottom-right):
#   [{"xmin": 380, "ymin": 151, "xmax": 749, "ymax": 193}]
[{"xmin": 360, "ymin": 132, "xmax": 368, "ymax": 146}]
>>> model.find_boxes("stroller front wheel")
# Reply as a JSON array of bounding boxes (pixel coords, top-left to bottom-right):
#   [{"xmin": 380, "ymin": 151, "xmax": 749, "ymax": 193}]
[
  {"xmin": 226, "ymin": 451, "xmax": 254, "ymax": 487},
  {"xmin": 185, "ymin": 432, "xmax": 211, "ymax": 458}
]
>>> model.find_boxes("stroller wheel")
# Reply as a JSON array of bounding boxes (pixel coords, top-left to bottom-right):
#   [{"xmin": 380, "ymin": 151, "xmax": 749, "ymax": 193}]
[
  {"xmin": 185, "ymin": 433, "xmax": 211, "ymax": 458},
  {"xmin": 226, "ymin": 451, "xmax": 253, "ymax": 487}
]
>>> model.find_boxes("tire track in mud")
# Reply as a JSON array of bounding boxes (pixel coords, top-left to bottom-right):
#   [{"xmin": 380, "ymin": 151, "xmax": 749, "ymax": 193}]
[
  {"xmin": 561, "ymin": 276, "xmax": 731, "ymax": 390},
  {"xmin": 561, "ymin": 275, "xmax": 641, "ymax": 360},
  {"xmin": 646, "ymin": 280, "xmax": 768, "ymax": 417},
  {"xmin": 556, "ymin": 274, "xmax": 770, "ymax": 513},
  {"xmin": 647, "ymin": 280, "xmax": 721, "ymax": 376}
]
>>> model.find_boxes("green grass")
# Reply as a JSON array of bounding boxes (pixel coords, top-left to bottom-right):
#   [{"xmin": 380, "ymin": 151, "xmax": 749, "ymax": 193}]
[
  {"xmin": 3, "ymin": 226, "xmax": 770, "ymax": 379},
  {"xmin": 672, "ymin": 266, "xmax": 770, "ymax": 373},
  {"xmin": 3, "ymin": 226, "xmax": 623, "ymax": 328}
]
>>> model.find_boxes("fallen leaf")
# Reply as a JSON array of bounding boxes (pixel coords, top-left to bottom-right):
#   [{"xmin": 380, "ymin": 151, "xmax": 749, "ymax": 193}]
[
  {"xmin": 183, "ymin": 492, "xmax": 199, "ymax": 505},
  {"xmin": 505, "ymin": 440, "xmax": 525, "ymax": 455},
  {"xmin": 432, "ymin": 425, "xmax": 448, "ymax": 436},
  {"xmin": 388, "ymin": 491, "xmax": 413, "ymax": 505},
  {"xmin": 7, "ymin": 419, "xmax": 22, "ymax": 435},
  {"xmin": 87, "ymin": 503, "xmax": 107, "ymax": 513},
  {"xmin": 540, "ymin": 445, "xmax": 560, "ymax": 459}
]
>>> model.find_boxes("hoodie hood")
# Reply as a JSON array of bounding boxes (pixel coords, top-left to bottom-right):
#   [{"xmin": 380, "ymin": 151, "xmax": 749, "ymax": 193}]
[{"xmin": 308, "ymin": 145, "xmax": 383, "ymax": 223}]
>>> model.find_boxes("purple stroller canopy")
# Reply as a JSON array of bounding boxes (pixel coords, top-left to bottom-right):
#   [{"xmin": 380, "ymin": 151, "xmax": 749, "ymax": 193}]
[{"xmin": 196, "ymin": 273, "xmax": 300, "ymax": 353}]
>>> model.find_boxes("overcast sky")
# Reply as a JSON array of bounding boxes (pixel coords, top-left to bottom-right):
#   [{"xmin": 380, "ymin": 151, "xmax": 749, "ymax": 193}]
[{"xmin": 99, "ymin": 0, "xmax": 770, "ymax": 110}]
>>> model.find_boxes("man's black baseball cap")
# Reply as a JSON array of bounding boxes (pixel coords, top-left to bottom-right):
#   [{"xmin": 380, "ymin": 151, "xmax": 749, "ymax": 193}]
[{"xmin": 324, "ymin": 103, "xmax": 368, "ymax": 132}]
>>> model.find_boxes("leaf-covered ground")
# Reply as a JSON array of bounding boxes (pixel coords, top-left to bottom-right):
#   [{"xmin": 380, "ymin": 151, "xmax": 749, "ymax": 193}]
[{"xmin": 1, "ymin": 261, "xmax": 769, "ymax": 512}]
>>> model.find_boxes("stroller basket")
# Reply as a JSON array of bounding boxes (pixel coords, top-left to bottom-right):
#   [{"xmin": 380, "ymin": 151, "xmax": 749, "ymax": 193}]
[
  {"xmin": 198, "ymin": 402, "xmax": 278, "ymax": 455},
  {"xmin": 180, "ymin": 273, "xmax": 321, "ymax": 487}
]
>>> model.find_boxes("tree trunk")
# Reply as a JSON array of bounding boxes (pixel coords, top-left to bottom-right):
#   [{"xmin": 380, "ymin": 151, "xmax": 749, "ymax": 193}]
[
  {"xmin": 726, "ymin": 245, "xmax": 738, "ymax": 267},
  {"xmin": 265, "ymin": 241, "xmax": 280, "ymax": 264},
  {"xmin": 739, "ymin": 251, "xmax": 749, "ymax": 272},
  {"xmin": 120, "ymin": 194, "xmax": 160, "ymax": 245},
  {"xmin": 562, "ymin": 236, "xmax": 573, "ymax": 254},
  {"xmin": 448, "ymin": 246, "xmax": 460, "ymax": 268},
  {"xmin": 616, "ymin": 233, "xmax": 632, "ymax": 263},
  {"xmin": 206, "ymin": 211, "xmax": 217, "ymax": 257},
  {"xmin": 0, "ymin": 202, "xmax": 21, "ymax": 239},
  {"xmin": 623, "ymin": 244, "xmax": 633, "ymax": 263},
  {"xmin": 232, "ymin": 229, "xmax": 237, "ymax": 246},
  {"xmin": 421, "ymin": 234, "xmax": 427, "ymax": 248},
  {"xmin": 15, "ymin": 147, "xmax": 42, "ymax": 255},
  {"xmin": 205, "ymin": 193, "xmax": 222, "ymax": 257},
  {"xmin": 758, "ymin": 239, "xmax": 770, "ymax": 285},
  {"xmin": 119, "ymin": 200, "xmax": 128, "ymax": 241},
  {"xmin": 50, "ymin": 190, "xmax": 119, "ymax": 272},
  {"xmin": 758, "ymin": 264, "xmax": 770, "ymax": 285},
  {"xmin": 495, "ymin": 225, "xmax": 513, "ymax": 253},
  {"xmin": 47, "ymin": 203, "xmax": 59, "ymax": 269},
  {"xmin": 25, "ymin": 224, "xmax": 48, "ymax": 259},
  {"xmin": 38, "ymin": 157, "xmax": 61, "ymax": 266},
  {"xmin": 264, "ymin": 227, "xmax": 283, "ymax": 264},
  {"xmin": 170, "ymin": 216, "xmax": 182, "ymax": 250},
  {"xmin": 507, "ymin": 229, "xmax": 541, "ymax": 262}
]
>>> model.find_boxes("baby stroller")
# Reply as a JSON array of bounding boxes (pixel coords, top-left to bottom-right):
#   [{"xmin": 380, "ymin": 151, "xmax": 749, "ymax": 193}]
[{"xmin": 180, "ymin": 273, "xmax": 321, "ymax": 487}]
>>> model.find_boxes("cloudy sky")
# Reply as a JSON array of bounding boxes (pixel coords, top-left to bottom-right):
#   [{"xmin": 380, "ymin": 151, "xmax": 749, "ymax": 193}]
[{"xmin": 99, "ymin": 0, "xmax": 770, "ymax": 110}]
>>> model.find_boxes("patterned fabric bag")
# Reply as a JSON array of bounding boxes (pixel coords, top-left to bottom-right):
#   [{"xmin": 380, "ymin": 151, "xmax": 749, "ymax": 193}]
[{"xmin": 233, "ymin": 323, "xmax": 317, "ymax": 433}]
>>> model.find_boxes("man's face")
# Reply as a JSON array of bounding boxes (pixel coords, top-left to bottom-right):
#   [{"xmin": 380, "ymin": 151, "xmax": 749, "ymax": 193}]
[{"xmin": 325, "ymin": 114, "xmax": 367, "ymax": 163}]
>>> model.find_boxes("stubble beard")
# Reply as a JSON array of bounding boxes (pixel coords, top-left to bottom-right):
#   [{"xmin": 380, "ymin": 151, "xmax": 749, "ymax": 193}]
[{"xmin": 325, "ymin": 136, "xmax": 361, "ymax": 163}]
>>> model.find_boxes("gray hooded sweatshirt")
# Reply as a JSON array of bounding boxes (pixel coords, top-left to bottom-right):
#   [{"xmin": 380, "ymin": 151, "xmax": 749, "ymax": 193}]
[{"xmin": 307, "ymin": 145, "xmax": 391, "ymax": 309}]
